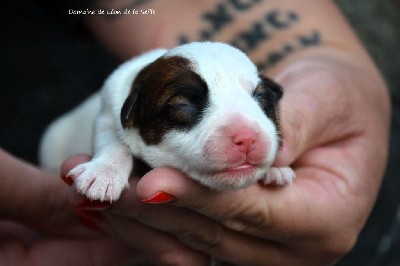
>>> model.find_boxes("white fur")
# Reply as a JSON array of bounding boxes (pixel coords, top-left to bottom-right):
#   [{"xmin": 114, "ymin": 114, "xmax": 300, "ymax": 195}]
[{"xmin": 40, "ymin": 42, "xmax": 294, "ymax": 202}]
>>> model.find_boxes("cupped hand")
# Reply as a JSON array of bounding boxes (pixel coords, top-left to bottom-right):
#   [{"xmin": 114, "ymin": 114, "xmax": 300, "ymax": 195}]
[
  {"xmin": 135, "ymin": 51, "xmax": 389, "ymax": 265},
  {"xmin": 62, "ymin": 49, "xmax": 390, "ymax": 265}
]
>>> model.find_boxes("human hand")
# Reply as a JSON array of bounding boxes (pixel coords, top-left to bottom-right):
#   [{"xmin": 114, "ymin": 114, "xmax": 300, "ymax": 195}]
[
  {"xmin": 0, "ymin": 150, "xmax": 134, "ymax": 265},
  {"xmin": 61, "ymin": 155, "xmax": 210, "ymax": 265},
  {"xmin": 62, "ymin": 49, "xmax": 390, "ymax": 265}
]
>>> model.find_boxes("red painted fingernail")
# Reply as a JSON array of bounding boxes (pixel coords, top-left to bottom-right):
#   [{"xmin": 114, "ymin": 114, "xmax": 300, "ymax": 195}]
[
  {"xmin": 76, "ymin": 198, "xmax": 111, "ymax": 211},
  {"xmin": 141, "ymin": 192, "xmax": 175, "ymax": 204},
  {"xmin": 61, "ymin": 174, "xmax": 74, "ymax": 186}
]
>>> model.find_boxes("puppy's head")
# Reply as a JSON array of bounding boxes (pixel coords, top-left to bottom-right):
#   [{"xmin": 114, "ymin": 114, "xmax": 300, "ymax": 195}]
[{"xmin": 121, "ymin": 42, "xmax": 283, "ymax": 190}]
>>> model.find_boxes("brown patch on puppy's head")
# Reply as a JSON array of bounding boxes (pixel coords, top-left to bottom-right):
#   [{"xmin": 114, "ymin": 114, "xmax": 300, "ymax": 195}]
[{"xmin": 121, "ymin": 56, "xmax": 209, "ymax": 145}]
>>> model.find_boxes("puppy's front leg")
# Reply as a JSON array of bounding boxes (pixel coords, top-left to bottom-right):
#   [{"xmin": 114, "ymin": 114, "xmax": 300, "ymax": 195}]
[{"xmin": 67, "ymin": 111, "xmax": 132, "ymax": 202}]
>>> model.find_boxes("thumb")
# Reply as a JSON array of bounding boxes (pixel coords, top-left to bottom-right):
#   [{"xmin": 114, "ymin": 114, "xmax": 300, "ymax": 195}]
[
  {"xmin": 272, "ymin": 59, "xmax": 353, "ymax": 166},
  {"xmin": 136, "ymin": 166, "xmax": 271, "ymax": 224}
]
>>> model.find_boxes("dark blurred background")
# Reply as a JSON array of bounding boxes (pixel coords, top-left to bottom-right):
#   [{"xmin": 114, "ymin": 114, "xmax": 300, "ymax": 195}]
[{"xmin": 0, "ymin": 0, "xmax": 399, "ymax": 264}]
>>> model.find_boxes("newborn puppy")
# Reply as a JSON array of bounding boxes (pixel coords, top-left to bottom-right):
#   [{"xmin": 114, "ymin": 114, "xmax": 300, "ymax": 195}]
[{"xmin": 40, "ymin": 42, "xmax": 295, "ymax": 202}]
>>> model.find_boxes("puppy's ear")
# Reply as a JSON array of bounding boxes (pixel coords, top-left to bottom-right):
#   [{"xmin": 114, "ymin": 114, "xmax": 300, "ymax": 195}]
[
  {"xmin": 260, "ymin": 75, "xmax": 283, "ymax": 100},
  {"xmin": 121, "ymin": 85, "xmax": 141, "ymax": 128}
]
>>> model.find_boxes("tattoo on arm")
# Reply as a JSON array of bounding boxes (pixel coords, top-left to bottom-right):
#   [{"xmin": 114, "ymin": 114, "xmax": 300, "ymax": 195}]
[
  {"xmin": 228, "ymin": 9, "xmax": 299, "ymax": 53},
  {"xmin": 180, "ymin": 0, "xmax": 261, "ymax": 44},
  {"xmin": 91, "ymin": 0, "xmax": 322, "ymax": 70},
  {"xmin": 258, "ymin": 31, "xmax": 321, "ymax": 71},
  {"xmin": 178, "ymin": 0, "xmax": 322, "ymax": 71}
]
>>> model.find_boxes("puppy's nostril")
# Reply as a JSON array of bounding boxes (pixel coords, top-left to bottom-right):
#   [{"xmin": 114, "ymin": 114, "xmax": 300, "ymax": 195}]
[{"xmin": 232, "ymin": 129, "xmax": 258, "ymax": 153}]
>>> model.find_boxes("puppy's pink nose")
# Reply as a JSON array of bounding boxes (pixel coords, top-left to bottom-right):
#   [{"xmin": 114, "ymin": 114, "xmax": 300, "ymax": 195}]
[{"xmin": 231, "ymin": 129, "xmax": 258, "ymax": 153}]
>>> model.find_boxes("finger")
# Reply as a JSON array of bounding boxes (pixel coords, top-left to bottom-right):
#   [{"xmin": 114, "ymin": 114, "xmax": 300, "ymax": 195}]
[
  {"xmin": 272, "ymin": 58, "xmax": 357, "ymax": 166},
  {"xmin": 59, "ymin": 155, "xmax": 94, "ymax": 206},
  {"xmin": 134, "ymin": 167, "xmax": 356, "ymax": 263},
  {"xmin": 135, "ymin": 167, "xmax": 293, "ymax": 239},
  {"xmin": 106, "ymin": 209, "xmax": 307, "ymax": 265},
  {"xmin": 60, "ymin": 155, "xmax": 112, "ymax": 209},
  {"xmin": 0, "ymin": 237, "xmax": 137, "ymax": 265},
  {"xmin": 118, "ymin": 168, "xmax": 331, "ymax": 264},
  {"xmin": 60, "ymin": 154, "xmax": 92, "ymax": 179},
  {"xmin": 59, "ymin": 155, "xmax": 117, "ymax": 236},
  {"xmin": 61, "ymin": 163, "xmax": 209, "ymax": 265},
  {"xmin": 110, "ymin": 171, "xmax": 274, "ymax": 264},
  {"xmin": 0, "ymin": 150, "xmax": 88, "ymax": 235},
  {"xmin": 99, "ymin": 176, "xmax": 209, "ymax": 265},
  {"xmin": 0, "ymin": 151, "xmax": 102, "ymax": 237},
  {"xmin": 135, "ymin": 166, "xmax": 351, "ymax": 244},
  {"xmin": 104, "ymin": 213, "xmax": 209, "ymax": 265}
]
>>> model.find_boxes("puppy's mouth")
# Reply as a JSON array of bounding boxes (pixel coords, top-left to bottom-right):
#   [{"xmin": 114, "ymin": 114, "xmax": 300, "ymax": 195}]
[
  {"xmin": 199, "ymin": 160, "xmax": 267, "ymax": 177},
  {"xmin": 201, "ymin": 162, "xmax": 265, "ymax": 187},
  {"xmin": 221, "ymin": 163, "xmax": 257, "ymax": 176}
]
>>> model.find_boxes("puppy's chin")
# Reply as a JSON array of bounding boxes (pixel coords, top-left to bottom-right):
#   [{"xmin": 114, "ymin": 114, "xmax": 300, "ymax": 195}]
[{"xmin": 188, "ymin": 165, "xmax": 267, "ymax": 190}]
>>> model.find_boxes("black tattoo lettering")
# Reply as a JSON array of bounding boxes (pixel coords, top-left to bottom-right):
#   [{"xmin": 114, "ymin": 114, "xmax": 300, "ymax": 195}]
[
  {"xmin": 283, "ymin": 44, "xmax": 295, "ymax": 54},
  {"xmin": 287, "ymin": 11, "xmax": 299, "ymax": 22},
  {"xmin": 231, "ymin": 22, "xmax": 270, "ymax": 52},
  {"xmin": 256, "ymin": 44, "xmax": 294, "ymax": 70},
  {"xmin": 200, "ymin": 30, "xmax": 213, "ymax": 41},
  {"xmin": 258, "ymin": 30, "xmax": 322, "ymax": 71},
  {"xmin": 267, "ymin": 52, "xmax": 285, "ymax": 66},
  {"xmin": 298, "ymin": 31, "xmax": 321, "ymax": 46},
  {"xmin": 178, "ymin": 4, "xmax": 321, "ymax": 71},
  {"xmin": 229, "ymin": 0, "xmax": 261, "ymax": 10},
  {"xmin": 180, "ymin": 8, "xmax": 300, "ymax": 48},
  {"xmin": 266, "ymin": 9, "xmax": 299, "ymax": 29},
  {"xmin": 179, "ymin": 35, "xmax": 190, "ymax": 45},
  {"xmin": 229, "ymin": 10, "xmax": 299, "ymax": 52},
  {"xmin": 203, "ymin": 3, "xmax": 233, "ymax": 33},
  {"xmin": 179, "ymin": 0, "xmax": 262, "ymax": 44}
]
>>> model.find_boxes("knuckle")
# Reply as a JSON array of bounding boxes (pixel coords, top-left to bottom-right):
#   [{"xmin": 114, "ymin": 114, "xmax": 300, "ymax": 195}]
[
  {"xmin": 189, "ymin": 198, "xmax": 209, "ymax": 213},
  {"xmin": 134, "ymin": 204, "xmax": 154, "ymax": 220},
  {"xmin": 223, "ymin": 198, "xmax": 271, "ymax": 236},
  {"xmin": 177, "ymin": 223, "xmax": 224, "ymax": 253}
]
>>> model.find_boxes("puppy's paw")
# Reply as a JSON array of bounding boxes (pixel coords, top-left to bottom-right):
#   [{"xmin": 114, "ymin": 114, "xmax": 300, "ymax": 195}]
[
  {"xmin": 67, "ymin": 161, "xmax": 129, "ymax": 202},
  {"xmin": 262, "ymin": 167, "xmax": 295, "ymax": 187}
]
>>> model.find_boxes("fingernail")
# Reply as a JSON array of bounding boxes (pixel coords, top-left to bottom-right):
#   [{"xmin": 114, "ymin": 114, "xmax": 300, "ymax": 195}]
[
  {"xmin": 76, "ymin": 210, "xmax": 103, "ymax": 232},
  {"xmin": 141, "ymin": 192, "xmax": 175, "ymax": 204},
  {"xmin": 76, "ymin": 198, "xmax": 111, "ymax": 211},
  {"xmin": 61, "ymin": 174, "xmax": 74, "ymax": 186}
]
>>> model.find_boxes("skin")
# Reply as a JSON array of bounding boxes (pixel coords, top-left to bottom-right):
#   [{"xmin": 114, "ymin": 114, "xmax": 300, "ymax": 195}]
[
  {"xmin": 1, "ymin": 0, "xmax": 391, "ymax": 265},
  {"xmin": 0, "ymin": 150, "xmax": 137, "ymax": 265},
  {"xmin": 80, "ymin": 0, "xmax": 390, "ymax": 264},
  {"xmin": 62, "ymin": 52, "xmax": 390, "ymax": 265}
]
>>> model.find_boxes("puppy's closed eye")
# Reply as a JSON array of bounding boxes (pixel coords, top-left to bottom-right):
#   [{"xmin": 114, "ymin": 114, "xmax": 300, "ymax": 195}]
[
  {"xmin": 162, "ymin": 76, "xmax": 208, "ymax": 130},
  {"xmin": 165, "ymin": 94, "xmax": 200, "ymax": 127}
]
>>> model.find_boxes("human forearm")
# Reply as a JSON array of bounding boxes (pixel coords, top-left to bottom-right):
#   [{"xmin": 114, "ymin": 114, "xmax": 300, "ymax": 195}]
[
  {"xmin": 0, "ymin": 148, "xmax": 86, "ymax": 235},
  {"xmin": 86, "ymin": 0, "xmax": 370, "ymax": 70}
]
